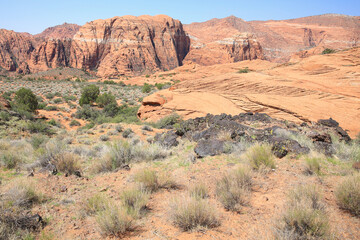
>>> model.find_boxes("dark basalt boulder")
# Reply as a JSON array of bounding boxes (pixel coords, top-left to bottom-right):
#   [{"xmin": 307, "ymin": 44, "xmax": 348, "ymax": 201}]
[
  {"xmin": 270, "ymin": 136, "xmax": 310, "ymax": 158},
  {"xmin": 318, "ymin": 118, "xmax": 339, "ymax": 128},
  {"xmin": 195, "ymin": 139, "xmax": 225, "ymax": 158},
  {"xmin": 154, "ymin": 131, "xmax": 179, "ymax": 148}
]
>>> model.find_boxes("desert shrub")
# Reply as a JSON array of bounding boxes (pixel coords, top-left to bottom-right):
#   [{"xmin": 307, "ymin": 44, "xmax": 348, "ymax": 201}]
[
  {"xmin": 103, "ymin": 102, "xmax": 119, "ymax": 117},
  {"xmin": 141, "ymin": 125, "xmax": 153, "ymax": 132},
  {"xmin": 103, "ymin": 80, "xmax": 116, "ymax": 85},
  {"xmin": 170, "ymin": 196, "xmax": 220, "ymax": 231},
  {"xmin": 154, "ymin": 113, "xmax": 182, "ymax": 129},
  {"xmin": 96, "ymin": 205, "xmax": 134, "ymax": 237},
  {"xmin": 44, "ymin": 105, "xmax": 58, "ymax": 111},
  {"xmin": 37, "ymin": 102, "xmax": 47, "ymax": 109},
  {"xmin": 96, "ymin": 93, "xmax": 117, "ymax": 108},
  {"xmin": 304, "ymin": 157, "xmax": 321, "ymax": 175},
  {"xmin": 112, "ymin": 104, "xmax": 140, "ymax": 123},
  {"xmin": 155, "ymin": 82, "xmax": 171, "ymax": 90},
  {"xmin": 0, "ymin": 111, "xmax": 10, "ymax": 121},
  {"xmin": 75, "ymin": 105, "xmax": 100, "ymax": 120},
  {"xmin": 3, "ymin": 178, "xmax": 44, "ymax": 208},
  {"xmin": 275, "ymin": 185, "xmax": 330, "ymax": 240},
  {"xmin": 79, "ymin": 85, "xmax": 100, "ymax": 106},
  {"xmin": 335, "ymin": 174, "xmax": 360, "ymax": 216},
  {"xmin": 134, "ymin": 170, "xmax": 159, "ymax": 193},
  {"xmin": 115, "ymin": 125, "xmax": 123, "ymax": 132},
  {"xmin": 63, "ymin": 95, "xmax": 77, "ymax": 102},
  {"xmin": 54, "ymin": 152, "xmax": 81, "ymax": 175},
  {"xmin": 83, "ymin": 193, "xmax": 110, "ymax": 215},
  {"xmin": 26, "ymin": 120, "xmax": 54, "ymax": 135},
  {"xmin": 120, "ymin": 186, "xmax": 149, "ymax": 219},
  {"xmin": 0, "ymin": 152, "xmax": 22, "ymax": 169},
  {"xmin": 245, "ymin": 144, "xmax": 275, "ymax": 171},
  {"xmin": 14, "ymin": 88, "xmax": 38, "ymax": 112},
  {"xmin": 53, "ymin": 98, "xmax": 62, "ymax": 104},
  {"xmin": 216, "ymin": 167, "xmax": 252, "ymax": 212},
  {"xmin": 122, "ymin": 128, "xmax": 133, "ymax": 138},
  {"xmin": 189, "ymin": 182, "xmax": 209, "ymax": 199},
  {"xmin": 45, "ymin": 93, "xmax": 55, "ymax": 99},
  {"xmin": 100, "ymin": 135, "xmax": 109, "ymax": 141},
  {"xmin": 322, "ymin": 48, "xmax": 335, "ymax": 54},
  {"xmin": 29, "ymin": 134, "xmax": 48, "ymax": 149},
  {"xmin": 237, "ymin": 67, "xmax": 250, "ymax": 73},
  {"xmin": 332, "ymin": 136, "xmax": 360, "ymax": 162},
  {"xmin": 142, "ymin": 83, "xmax": 152, "ymax": 93},
  {"xmin": 70, "ymin": 119, "xmax": 81, "ymax": 127}
]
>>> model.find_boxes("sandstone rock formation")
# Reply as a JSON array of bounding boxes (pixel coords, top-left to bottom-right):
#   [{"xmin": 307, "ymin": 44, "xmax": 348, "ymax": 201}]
[
  {"xmin": 184, "ymin": 14, "xmax": 360, "ymax": 63},
  {"xmin": 138, "ymin": 47, "xmax": 360, "ymax": 137},
  {"xmin": 34, "ymin": 23, "xmax": 80, "ymax": 40},
  {"xmin": 0, "ymin": 15, "xmax": 190, "ymax": 76}
]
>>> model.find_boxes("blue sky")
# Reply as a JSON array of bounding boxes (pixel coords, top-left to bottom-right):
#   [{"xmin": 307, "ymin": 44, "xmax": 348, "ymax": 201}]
[{"xmin": 1, "ymin": 0, "xmax": 359, "ymax": 34}]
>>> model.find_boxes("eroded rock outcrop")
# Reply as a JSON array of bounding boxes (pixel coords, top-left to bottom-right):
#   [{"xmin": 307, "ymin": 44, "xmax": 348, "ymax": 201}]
[{"xmin": 0, "ymin": 15, "xmax": 190, "ymax": 77}]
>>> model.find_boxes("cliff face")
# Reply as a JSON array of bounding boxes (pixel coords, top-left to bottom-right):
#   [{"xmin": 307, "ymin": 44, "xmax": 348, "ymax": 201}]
[
  {"xmin": 184, "ymin": 17, "xmax": 264, "ymax": 65},
  {"xmin": 34, "ymin": 23, "xmax": 81, "ymax": 40},
  {"xmin": 184, "ymin": 14, "xmax": 360, "ymax": 63},
  {"xmin": 0, "ymin": 15, "xmax": 190, "ymax": 77}
]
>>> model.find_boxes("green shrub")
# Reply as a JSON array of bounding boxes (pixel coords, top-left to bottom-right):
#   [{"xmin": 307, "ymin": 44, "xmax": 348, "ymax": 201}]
[
  {"xmin": 53, "ymin": 98, "xmax": 62, "ymax": 104},
  {"xmin": 44, "ymin": 105, "xmax": 58, "ymax": 111},
  {"xmin": 0, "ymin": 111, "xmax": 10, "ymax": 121},
  {"xmin": 53, "ymin": 152, "xmax": 81, "ymax": 175},
  {"xmin": 322, "ymin": 48, "xmax": 335, "ymax": 54},
  {"xmin": 142, "ymin": 83, "xmax": 152, "ymax": 93},
  {"xmin": 37, "ymin": 102, "xmax": 47, "ymax": 109},
  {"xmin": 79, "ymin": 85, "xmax": 100, "ymax": 106},
  {"xmin": 75, "ymin": 105, "xmax": 100, "ymax": 120},
  {"xmin": 335, "ymin": 174, "xmax": 360, "ymax": 216},
  {"xmin": 70, "ymin": 120, "xmax": 81, "ymax": 127},
  {"xmin": 14, "ymin": 88, "xmax": 38, "ymax": 112},
  {"xmin": 45, "ymin": 93, "xmax": 55, "ymax": 99},
  {"xmin": 96, "ymin": 93, "xmax": 117, "ymax": 108},
  {"xmin": 154, "ymin": 113, "xmax": 182, "ymax": 129},
  {"xmin": 237, "ymin": 67, "xmax": 250, "ymax": 73},
  {"xmin": 275, "ymin": 185, "xmax": 330, "ymax": 239},
  {"xmin": 122, "ymin": 128, "xmax": 133, "ymax": 138},
  {"xmin": 245, "ymin": 144, "xmax": 275, "ymax": 171},
  {"xmin": 29, "ymin": 134, "xmax": 48, "ymax": 149},
  {"xmin": 216, "ymin": 167, "xmax": 252, "ymax": 212},
  {"xmin": 170, "ymin": 196, "xmax": 220, "ymax": 231},
  {"xmin": 103, "ymin": 102, "xmax": 119, "ymax": 117},
  {"xmin": 0, "ymin": 152, "xmax": 22, "ymax": 169},
  {"xmin": 26, "ymin": 120, "xmax": 54, "ymax": 134}
]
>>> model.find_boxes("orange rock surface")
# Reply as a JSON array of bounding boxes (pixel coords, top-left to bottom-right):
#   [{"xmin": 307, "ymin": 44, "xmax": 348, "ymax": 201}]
[{"xmin": 138, "ymin": 48, "xmax": 360, "ymax": 137}]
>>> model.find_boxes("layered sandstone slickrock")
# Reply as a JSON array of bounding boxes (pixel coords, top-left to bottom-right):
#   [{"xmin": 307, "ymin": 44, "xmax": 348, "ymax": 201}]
[
  {"xmin": 0, "ymin": 15, "xmax": 190, "ymax": 76},
  {"xmin": 138, "ymin": 48, "xmax": 360, "ymax": 138},
  {"xmin": 184, "ymin": 14, "xmax": 360, "ymax": 64},
  {"xmin": 34, "ymin": 23, "xmax": 81, "ymax": 40}
]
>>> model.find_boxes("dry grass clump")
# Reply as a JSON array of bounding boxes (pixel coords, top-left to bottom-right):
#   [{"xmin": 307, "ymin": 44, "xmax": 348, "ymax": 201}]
[
  {"xmin": 170, "ymin": 196, "xmax": 220, "ymax": 231},
  {"xmin": 189, "ymin": 182, "xmax": 209, "ymax": 199},
  {"xmin": 0, "ymin": 151, "xmax": 22, "ymax": 169},
  {"xmin": 55, "ymin": 152, "xmax": 81, "ymax": 175},
  {"xmin": 134, "ymin": 170, "xmax": 159, "ymax": 193},
  {"xmin": 96, "ymin": 205, "xmax": 134, "ymax": 237},
  {"xmin": 216, "ymin": 167, "xmax": 252, "ymax": 212},
  {"xmin": 245, "ymin": 144, "xmax": 275, "ymax": 171},
  {"xmin": 304, "ymin": 157, "xmax": 321, "ymax": 175},
  {"xmin": 134, "ymin": 169, "xmax": 178, "ymax": 193},
  {"xmin": 83, "ymin": 193, "xmax": 110, "ymax": 216},
  {"xmin": 3, "ymin": 178, "xmax": 45, "ymax": 208},
  {"xmin": 335, "ymin": 174, "xmax": 360, "ymax": 216},
  {"xmin": 120, "ymin": 185, "xmax": 150, "ymax": 219},
  {"xmin": 275, "ymin": 184, "xmax": 331, "ymax": 240},
  {"xmin": 82, "ymin": 193, "xmax": 135, "ymax": 237}
]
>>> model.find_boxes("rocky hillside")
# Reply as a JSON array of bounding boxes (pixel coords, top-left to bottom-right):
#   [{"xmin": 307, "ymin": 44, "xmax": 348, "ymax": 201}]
[
  {"xmin": 184, "ymin": 14, "xmax": 360, "ymax": 63},
  {"xmin": 34, "ymin": 23, "xmax": 81, "ymax": 39},
  {"xmin": 0, "ymin": 15, "xmax": 190, "ymax": 77}
]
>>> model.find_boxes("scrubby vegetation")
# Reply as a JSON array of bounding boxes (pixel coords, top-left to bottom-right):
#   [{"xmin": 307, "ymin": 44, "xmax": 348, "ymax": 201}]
[
  {"xmin": 275, "ymin": 185, "xmax": 331, "ymax": 240},
  {"xmin": 335, "ymin": 174, "xmax": 360, "ymax": 216}
]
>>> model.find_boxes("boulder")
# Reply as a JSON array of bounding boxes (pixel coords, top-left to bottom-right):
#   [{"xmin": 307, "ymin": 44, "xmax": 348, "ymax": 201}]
[
  {"xmin": 195, "ymin": 139, "xmax": 225, "ymax": 158},
  {"xmin": 154, "ymin": 131, "xmax": 179, "ymax": 148}
]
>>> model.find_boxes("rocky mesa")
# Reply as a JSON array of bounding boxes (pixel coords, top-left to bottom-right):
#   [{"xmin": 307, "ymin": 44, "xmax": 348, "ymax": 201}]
[{"xmin": 0, "ymin": 15, "xmax": 190, "ymax": 77}]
